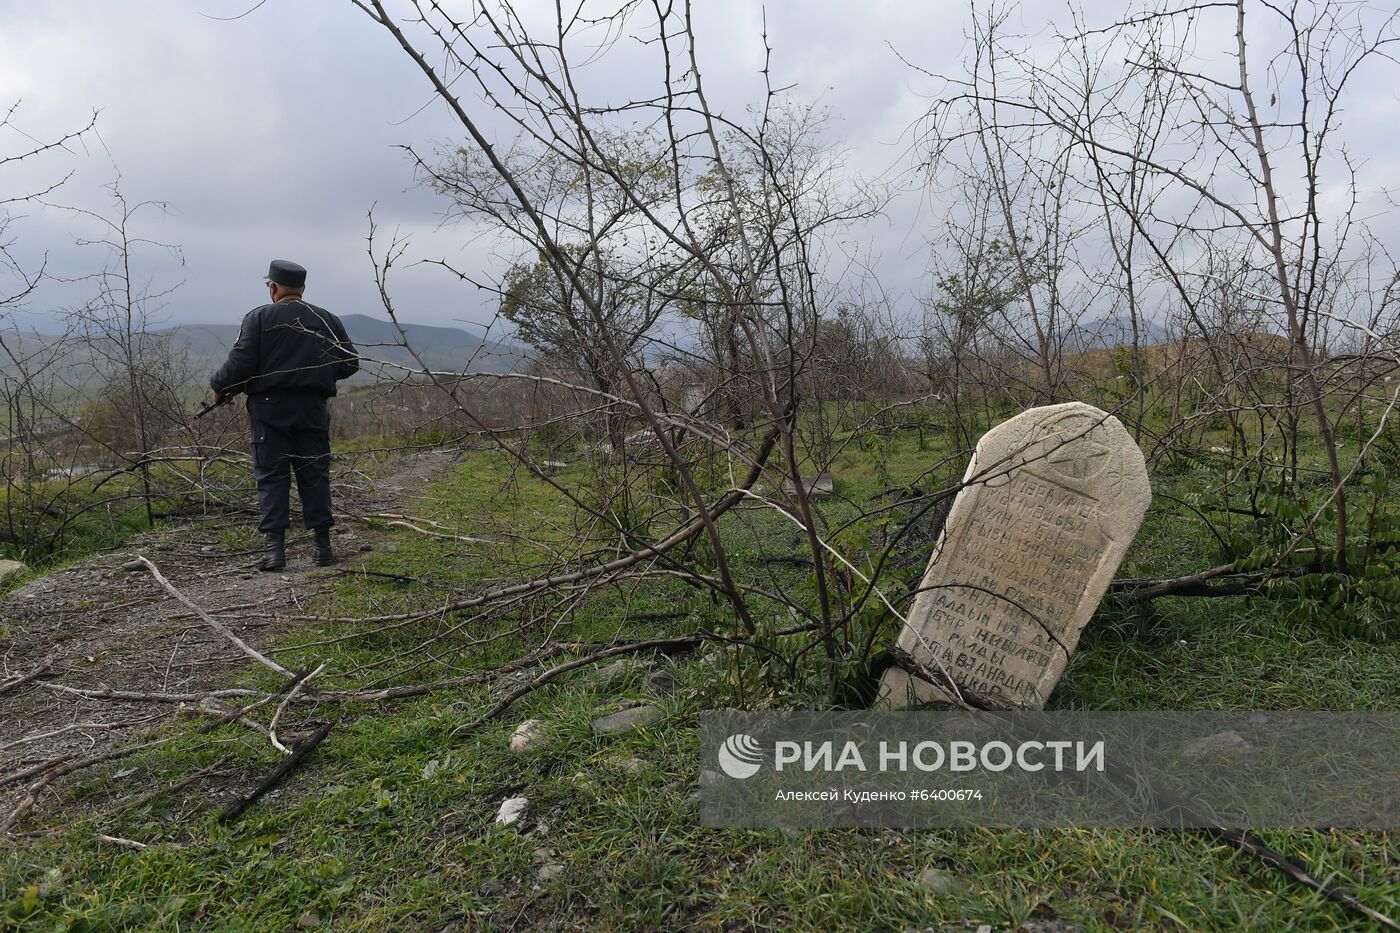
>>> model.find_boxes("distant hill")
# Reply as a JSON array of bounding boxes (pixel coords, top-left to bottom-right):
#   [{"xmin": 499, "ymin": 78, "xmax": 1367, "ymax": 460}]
[
  {"xmin": 170, "ymin": 313, "xmax": 524, "ymax": 378},
  {"xmin": 0, "ymin": 314, "xmax": 525, "ymax": 386}
]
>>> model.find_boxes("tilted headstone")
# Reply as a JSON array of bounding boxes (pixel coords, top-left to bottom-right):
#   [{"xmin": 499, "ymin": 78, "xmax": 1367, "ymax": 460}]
[{"xmin": 879, "ymin": 402, "xmax": 1150, "ymax": 710}]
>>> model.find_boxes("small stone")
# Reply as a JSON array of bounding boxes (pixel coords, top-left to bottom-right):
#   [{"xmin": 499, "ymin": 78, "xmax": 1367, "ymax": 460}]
[
  {"xmin": 496, "ymin": 796, "xmax": 528, "ymax": 825},
  {"xmin": 536, "ymin": 862, "xmax": 565, "ymax": 882},
  {"xmin": 594, "ymin": 658, "xmax": 647, "ymax": 681},
  {"xmin": 382, "ymin": 543, "xmax": 399, "ymax": 554},
  {"xmin": 644, "ymin": 670, "xmax": 675, "ymax": 696},
  {"xmin": 1184, "ymin": 731, "xmax": 1252, "ymax": 759},
  {"xmin": 200, "ymin": 546, "xmax": 217, "ymax": 554},
  {"xmin": 509, "ymin": 719, "xmax": 546, "ymax": 754},
  {"xmin": 915, "ymin": 867, "xmax": 959, "ymax": 896},
  {"xmin": 782, "ymin": 472, "xmax": 835, "ymax": 499},
  {"xmin": 239, "ymin": 573, "xmax": 254, "ymax": 580},
  {"xmin": 297, "ymin": 911, "xmax": 322, "ymax": 929},
  {"xmin": 121, "ymin": 559, "xmax": 146, "ymax": 572},
  {"xmin": 359, "ymin": 544, "xmax": 372, "ymax": 552},
  {"xmin": 616, "ymin": 756, "xmax": 644, "ymax": 775},
  {"xmin": 591, "ymin": 705, "xmax": 663, "ymax": 736}
]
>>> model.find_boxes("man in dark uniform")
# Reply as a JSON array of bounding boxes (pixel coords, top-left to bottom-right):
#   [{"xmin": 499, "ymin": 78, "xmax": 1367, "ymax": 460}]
[{"xmin": 211, "ymin": 260, "xmax": 359, "ymax": 571}]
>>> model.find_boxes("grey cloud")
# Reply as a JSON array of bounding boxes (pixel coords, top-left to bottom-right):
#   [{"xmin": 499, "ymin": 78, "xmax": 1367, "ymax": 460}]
[{"xmin": 3, "ymin": 0, "xmax": 1395, "ymax": 336}]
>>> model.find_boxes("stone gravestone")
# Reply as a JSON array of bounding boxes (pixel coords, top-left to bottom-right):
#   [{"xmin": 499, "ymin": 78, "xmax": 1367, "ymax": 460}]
[{"xmin": 879, "ymin": 402, "xmax": 1150, "ymax": 710}]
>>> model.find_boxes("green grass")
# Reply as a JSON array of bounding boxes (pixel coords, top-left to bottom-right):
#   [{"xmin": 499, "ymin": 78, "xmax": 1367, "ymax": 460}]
[{"xmin": 3, "ymin": 424, "xmax": 1398, "ymax": 931}]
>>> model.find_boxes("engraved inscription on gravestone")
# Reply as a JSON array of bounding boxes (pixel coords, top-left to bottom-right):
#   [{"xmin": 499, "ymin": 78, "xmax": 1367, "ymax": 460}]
[{"xmin": 879, "ymin": 402, "xmax": 1151, "ymax": 710}]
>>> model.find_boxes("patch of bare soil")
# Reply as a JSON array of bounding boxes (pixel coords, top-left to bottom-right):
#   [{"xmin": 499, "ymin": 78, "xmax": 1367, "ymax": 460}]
[{"xmin": 0, "ymin": 448, "xmax": 458, "ymax": 816}]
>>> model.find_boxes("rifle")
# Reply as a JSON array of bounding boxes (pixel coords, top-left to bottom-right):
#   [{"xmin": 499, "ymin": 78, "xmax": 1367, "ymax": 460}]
[{"xmin": 195, "ymin": 398, "xmax": 228, "ymax": 419}]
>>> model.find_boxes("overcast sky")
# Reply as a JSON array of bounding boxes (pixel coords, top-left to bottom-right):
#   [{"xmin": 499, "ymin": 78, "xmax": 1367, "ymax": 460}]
[
  {"xmin": 2, "ymin": 1, "xmax": 1396, "ymax": 338},
  {"xmin": 0, "ymin": 0, "xmax": 979, "ymax": 334}
]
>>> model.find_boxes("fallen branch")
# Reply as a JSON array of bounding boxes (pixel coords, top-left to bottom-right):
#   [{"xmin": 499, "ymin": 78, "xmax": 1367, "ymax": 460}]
[
  {"xmin": 219, "ymin": 721, "xmax": 335, "ymax": 823},
  {"xmin": 94, "ymin": 833, "xmax": 148, "ymax": 850},
  {"xmin": 40, "ymin": 683, "xmax": 266, "ymax": 704},
  {"xmin": 883, "ymin": 649, "xmax": 1398, "ymax": 930},
  {"xmin": 317, "ymin": 645, "xmax": 566, "ymax": 702},
  {"xmin": 462, "ymin": 635, "xmax": 710, "ymax": 728},
  {"xmin": 2, "ymin": 738, "xmax": 171, "ymax": 834},
  {"xmin": 106, "ymin": 757, "xmax": 232, "ymax": 816},
  {"xmin": 382, "ymin": 518, "xmax": 494, "ymax": 544},
  {"xmin": 135, "ymin": 556, "xmax": 293, "ymax": 679},
  {"xmin": 1, "ymin": 717, "xmax": 160, "ymax": 754},
  {"xmin": 308, "ymin": 423, "xmax": 783, "ymax": 629},
  {"xmin": 269, "ymin": 664, "xmax": 327, "ymax": 754},
  {"xmin": 0, "ymin": 655, "xmax": 55, "ymax": 696}
]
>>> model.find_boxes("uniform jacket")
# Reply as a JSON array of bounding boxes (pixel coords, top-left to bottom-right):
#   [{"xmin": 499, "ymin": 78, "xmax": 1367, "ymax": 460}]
[{"xmin": 211, "ymin": 299, "xmax": 360, "ymax": 398}]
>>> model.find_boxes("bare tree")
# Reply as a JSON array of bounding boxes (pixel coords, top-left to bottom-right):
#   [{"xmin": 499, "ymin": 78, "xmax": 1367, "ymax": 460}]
[
  {"xmin": 60, "ymin": 182, "xmax": 187, "ymax": 528},
  {"xmin": 915, "ymin": 0, "xmax": 1400, "ymax": 621}
]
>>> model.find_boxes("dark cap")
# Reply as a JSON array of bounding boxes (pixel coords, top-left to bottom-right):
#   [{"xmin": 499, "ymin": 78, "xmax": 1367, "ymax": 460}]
[{"xmin": 266, "ymin": 259, "xmax": 307, "ymax": 288}]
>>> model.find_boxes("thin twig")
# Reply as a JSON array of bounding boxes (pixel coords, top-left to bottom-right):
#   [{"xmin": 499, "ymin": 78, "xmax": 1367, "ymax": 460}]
[{"xmin": 134, "ymin": 556, "xmax": 293, "ymax": 679}]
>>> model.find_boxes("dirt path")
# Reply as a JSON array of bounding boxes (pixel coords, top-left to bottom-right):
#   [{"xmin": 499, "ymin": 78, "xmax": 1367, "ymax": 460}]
[{"xmin": 0, "ymin": 449, "xmax": 457, "ymax": 810}]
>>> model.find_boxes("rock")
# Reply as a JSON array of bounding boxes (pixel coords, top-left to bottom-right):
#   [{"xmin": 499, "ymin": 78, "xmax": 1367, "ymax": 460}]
[
  {"xmin": 0, "ymin": 559, "xmax": 26, "ymax": 582},
  {"xmin": 1018, "ymin": 922, "xmax": 1083, "ymax": 933},
  {"xmin": 914, "ymin": 867, "xmax": 959, "ymax": 896},
  {"xmin": 120, "ymin": 559, "xmax": 146, "ymax": 572},
  {"xmin": 879, "ymin": 402, "xmax": 1151, "ymax": 710},
  {"xmin": 591, "ymin": 705, "xmax": 663, "ymax": 736},
  {"xmin": 496, "ymin": 796, "xmax": 529, "ymax": 825},
  {"xmin": 679, "ymin": 383, "xmax": 707, "ymax": 414},
  {"xmin": 536, "ymin": 862, "xmax": 565, "ymax": 882},
  {"xmin": 382, "ymin": 543, "xmax": 399, "ymax": 554},
  {"xmin": 1183, "ymin": 730, "xmax": 1252, "ymax": 759},
  {"xmin": 783, "ymin": 472, "xmax": 835, "ymax": 499},
  {"xmin": 645, "ymin": 669, "xmax": 675, "ymax": 697},
  {"xmin": 200, "ymin": 546, "xmax": 217, "ymax": 554},
  {"xmin": 359, "ymin": 544, "xmax": 373, "ymax": 552},
  {"xmin": 594, "ymin": 658, "xmax": 648, "ymax": 682},
  {"xmin": 509, "ymin": 719, "xmax": 546, "ymax": 754},
  {"xmin": 297, "ymin": 911, "xmax": 322, "ymax": 929}
]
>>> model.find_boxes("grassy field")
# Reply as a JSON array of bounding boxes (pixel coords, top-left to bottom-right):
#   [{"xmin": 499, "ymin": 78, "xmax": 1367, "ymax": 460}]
[{"xmin": 2, "ymin": 419, "xmax": 1398, "ymax": 931}]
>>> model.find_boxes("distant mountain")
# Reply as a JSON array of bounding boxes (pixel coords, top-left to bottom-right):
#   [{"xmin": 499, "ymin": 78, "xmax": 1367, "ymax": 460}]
[
  {"xmin": 1070, "ymin": 314, "xmax": 1173, "ymax": 349},
  {"xmin": 169, "ymin": 313, "xmax": 524, "ymax": 378},
  {"xmin": 0, "ymin": 314, "xmax": 526, "ymax": 385}
]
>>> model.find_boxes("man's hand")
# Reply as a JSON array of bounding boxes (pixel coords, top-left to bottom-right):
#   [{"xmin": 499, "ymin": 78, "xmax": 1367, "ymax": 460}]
[{"xmin": 213, "ymin": 390, "xmax": 228, "ymax": 406}]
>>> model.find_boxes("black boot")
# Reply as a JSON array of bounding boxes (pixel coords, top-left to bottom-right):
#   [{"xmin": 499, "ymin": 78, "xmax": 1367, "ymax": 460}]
[
  {"xmin": 312, "ymin": 526, "xmax": 336, "ymax": 566},
  {"xmin": 255, "ymin": 529, "xmax": 286, "ymax": 572}
]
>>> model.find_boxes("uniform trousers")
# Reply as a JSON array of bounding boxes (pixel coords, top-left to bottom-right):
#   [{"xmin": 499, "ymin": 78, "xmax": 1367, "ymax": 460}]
[{"xmin": 247, "ymin": 392, "xmax": 334, "ymax": 533}]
